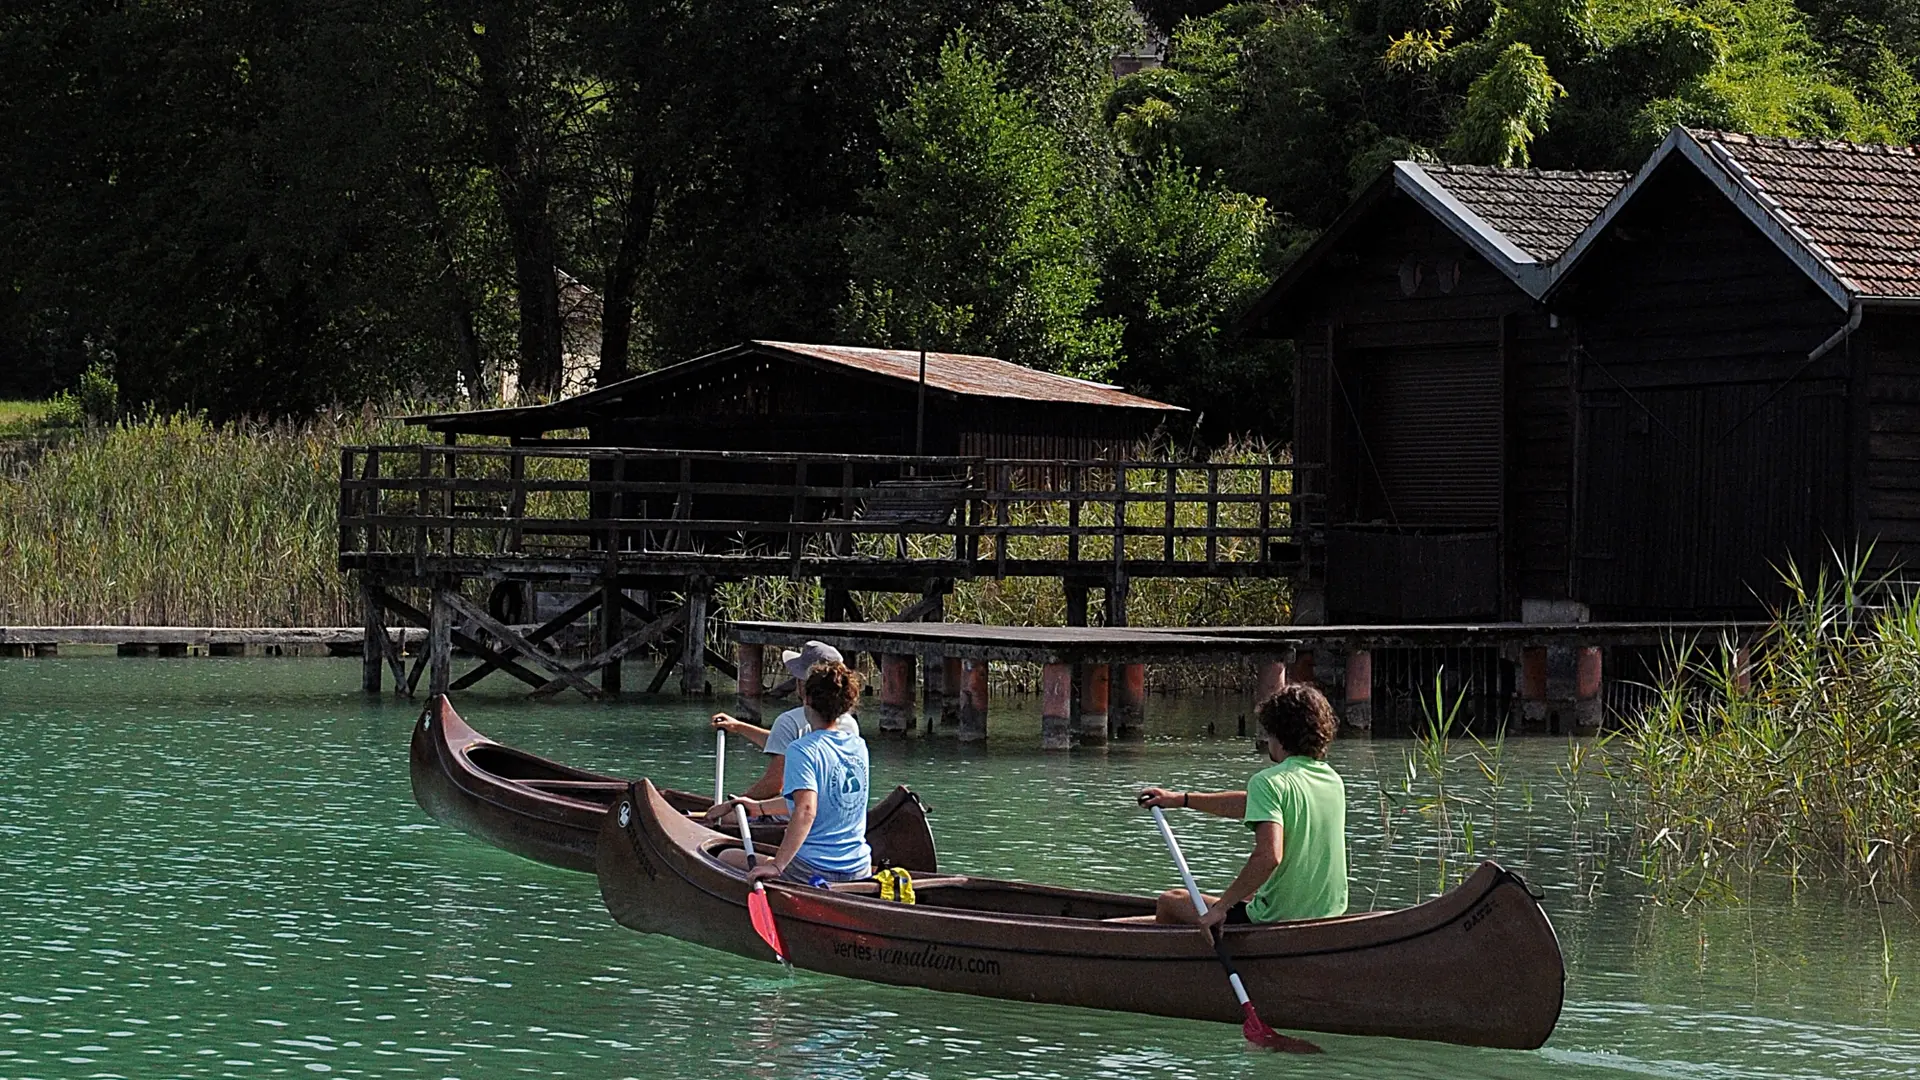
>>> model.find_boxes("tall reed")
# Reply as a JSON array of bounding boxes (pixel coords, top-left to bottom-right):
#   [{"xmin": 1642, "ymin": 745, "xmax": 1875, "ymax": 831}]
[
  {"xmin": 1623, "ymin": 553, "xmax": 1920, "ymax": 897},
  {"xmin": 0, "ymin": 409, "xmax": 424, "ymax": 626}
]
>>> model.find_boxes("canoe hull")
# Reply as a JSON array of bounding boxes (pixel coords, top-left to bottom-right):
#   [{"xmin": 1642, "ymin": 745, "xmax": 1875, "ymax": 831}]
[
  {"xmin": 598, "ymin": 780, "xmax": 1563, "ymax": 1049},
  {"xmin": 597, "ymin": 780, "xmax": 941, "ymax": 958},
  {"xmin": 409, "ymin": 695, "xmax": 787, "ymax": 872}
]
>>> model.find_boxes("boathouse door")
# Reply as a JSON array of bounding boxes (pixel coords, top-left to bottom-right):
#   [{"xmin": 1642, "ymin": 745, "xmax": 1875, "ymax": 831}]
[
  {"xmin": 1326, "ymin": 343, "xmax": 1504, "ymax": 620},
  {"xmin": 1576, "ymin": 381, "xmax": 1848, "ymax": 614}
]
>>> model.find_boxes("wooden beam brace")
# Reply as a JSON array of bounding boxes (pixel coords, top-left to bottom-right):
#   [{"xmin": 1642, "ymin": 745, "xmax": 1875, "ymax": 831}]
[
  {"xmin": 428, "ymin": 588, "xmax": 602, "ymax": 689},
  {"xmin": 448, "ymin": 632, "xmax": 554, "ymax": 692},
  {"xmin": 531, "ymin": 606, "xmax": 688, "ymax": 698},
  {"xmin": 646, "ymin": 651, "xmax": 678, "ymax": 693},
  {"xmin": 440, "ymin": 591, "xmax": 605, "ymax": 699}
]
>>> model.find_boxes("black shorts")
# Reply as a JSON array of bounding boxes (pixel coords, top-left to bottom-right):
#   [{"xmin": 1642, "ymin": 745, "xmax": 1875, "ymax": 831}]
[{"xmin": 1225, "ymin": 902, "xmax": 1251, "ymax": 925}]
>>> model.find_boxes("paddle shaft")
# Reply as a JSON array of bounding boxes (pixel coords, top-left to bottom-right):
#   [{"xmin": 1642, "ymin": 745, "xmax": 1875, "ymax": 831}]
[
  {"xmin": 1150, "ymin": 806, "xmax": 1257, "ymax": 1007},
  {"xmin": 714, "ymin": 730, "xmax": 726, "ymax": 805},
  {"xmin": 733, "ymin": 804, "xmax": 758, "ymax": 870}
]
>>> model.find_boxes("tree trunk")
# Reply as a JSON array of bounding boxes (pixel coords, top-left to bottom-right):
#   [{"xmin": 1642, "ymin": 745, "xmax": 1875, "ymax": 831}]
[
  {"xmin": 468, "ymin": 7, "xmax": 563, "ymax": 399},
  {"xmin": 598, "ymin": 161, "xmax": 658, "ymax": 387}
]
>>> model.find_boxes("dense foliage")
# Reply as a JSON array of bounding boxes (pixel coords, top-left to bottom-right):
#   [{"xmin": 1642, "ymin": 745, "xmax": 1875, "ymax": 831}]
[{"xmin": 2, "ymin": 1, "xmax": 1912, "ymax": 439}]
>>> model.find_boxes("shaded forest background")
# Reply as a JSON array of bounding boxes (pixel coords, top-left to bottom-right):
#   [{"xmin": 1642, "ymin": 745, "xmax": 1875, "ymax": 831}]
[{"xmin": 4, "ymin": 0, "xmax": 1915, "ymax": 442}]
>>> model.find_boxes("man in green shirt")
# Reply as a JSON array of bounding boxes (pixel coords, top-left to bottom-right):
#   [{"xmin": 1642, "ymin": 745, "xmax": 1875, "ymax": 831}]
[{"xmin": 1138, "ymin": 684, "xmax": 1348, "ymax": 927}]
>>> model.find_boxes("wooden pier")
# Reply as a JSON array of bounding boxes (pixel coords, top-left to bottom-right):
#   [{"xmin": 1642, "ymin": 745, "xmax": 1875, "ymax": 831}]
[
  {"xmin": 0, "ymin": 625, "xmax": 429, "ymax": 657},
  {"xmin": 338, "ymin": 443, "xmax": 1320, "ymax": 704},
  {"xmin": 730, "ymin": 619, "xmax": 1759, "ymax": 745}
]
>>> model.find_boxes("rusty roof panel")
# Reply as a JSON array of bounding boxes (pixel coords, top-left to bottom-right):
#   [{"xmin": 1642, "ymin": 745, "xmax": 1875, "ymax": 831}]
[{"xmin": 751, "ymin": 341, "xmax": 1183, "ymax": 410}]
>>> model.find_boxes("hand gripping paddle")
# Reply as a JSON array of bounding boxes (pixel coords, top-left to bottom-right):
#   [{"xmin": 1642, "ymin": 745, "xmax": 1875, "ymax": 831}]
[
  {"xmin": 734, "ymin": 804, "xmax": 789, "ymax": 969},
  {"xmin": 1148, "ymin": 805, "xmax": 1321, "ymax": 1054}
]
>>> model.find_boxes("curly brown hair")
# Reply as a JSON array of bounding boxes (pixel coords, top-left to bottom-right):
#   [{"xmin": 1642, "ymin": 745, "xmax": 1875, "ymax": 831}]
[
  {"xmin": 1256, "ymin": 684, "xmax": 1338, "ymax": 759},
  {"xmin": 802, "ymin": 660, "xmax": 864, "ymax": 722}
]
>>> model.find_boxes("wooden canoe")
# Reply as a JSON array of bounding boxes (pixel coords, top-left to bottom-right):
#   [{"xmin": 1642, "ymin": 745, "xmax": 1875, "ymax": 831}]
[
  {"xmin": 410, "ymin": 694, "xmax": 939, "ymax": 874},
  {"xmin": 598, "ymin": 778, "xmax": 1564, "ymax": 1050}
]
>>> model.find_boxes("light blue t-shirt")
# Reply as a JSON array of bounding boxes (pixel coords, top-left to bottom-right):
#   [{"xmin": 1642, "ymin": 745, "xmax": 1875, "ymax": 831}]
[
  {"xmin": 782, "ymin": 727, "xmax": 872, "ymax": 876},
  {"xmin": 763, "ymin": 707, "xmax": 859, "ymax": 756}
]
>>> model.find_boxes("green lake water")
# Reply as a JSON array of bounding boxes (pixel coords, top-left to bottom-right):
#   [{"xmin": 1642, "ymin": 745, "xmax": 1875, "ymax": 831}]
[{"xmin": 3, "ymin": 657, "xmax": 1918, "ymax": 1079}]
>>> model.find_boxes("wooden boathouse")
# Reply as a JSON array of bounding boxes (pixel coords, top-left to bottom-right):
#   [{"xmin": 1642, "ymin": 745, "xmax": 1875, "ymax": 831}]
[
  {"xmin": 1244, "ymin": 126, "xmax": 1920, "ymax": 730},
  {"xmin": 339, "ymin": 340, "xmax": 1321, "ymax": 743}
]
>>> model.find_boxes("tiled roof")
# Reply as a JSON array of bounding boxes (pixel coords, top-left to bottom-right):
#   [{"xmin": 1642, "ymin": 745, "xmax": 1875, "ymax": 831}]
[
  {"xmin": 751, "ymin": 342, "xmax": 1182, "ymax": 410},
  {"xmin": 1692, "ymin": 129, "xmax": 1920, "ymax": 300},
  {"xmin": 1418, "ymin": 164, "xmax": 1630, "ymax": 262}
]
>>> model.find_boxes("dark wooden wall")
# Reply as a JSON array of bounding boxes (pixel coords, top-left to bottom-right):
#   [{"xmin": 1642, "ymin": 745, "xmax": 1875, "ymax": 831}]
[
  {"xmin": 1281, "ymin": 195, "xmax": 1573, "ymax": 621},
  {"xmin": 1861, "ymin": 312, "xmax": 1920, "ymax": 564},
  {"xmin": 1555, "ymin": 161, "xmax": 1853, "ymax": 616},
  {"xmin": 582, "ymin": 350, "xmax": 1162, "ymax": 462}
]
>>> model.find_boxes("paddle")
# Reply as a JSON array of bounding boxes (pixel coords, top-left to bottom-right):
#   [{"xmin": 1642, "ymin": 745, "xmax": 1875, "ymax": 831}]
[
  {"xmin": 713, "ymin": 728, "xmax": 726, "ymax": 806},
  {"xmin": 1148, "ymin": 805, "xmax": 1321, "ymax": 1054},
  {"xmin": 734, "ymin": 804, "xmax": 790, "ymax": 969}
]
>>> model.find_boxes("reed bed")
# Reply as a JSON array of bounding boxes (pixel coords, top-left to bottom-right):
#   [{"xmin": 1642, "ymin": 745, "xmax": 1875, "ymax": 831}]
[
  {"xmin": 0, "ymin": 410, "xmax": 426, "ymax": 626},
  {"xmin": 1622, "ymin": 555, "xmax": 1920, "ymax": 899}
]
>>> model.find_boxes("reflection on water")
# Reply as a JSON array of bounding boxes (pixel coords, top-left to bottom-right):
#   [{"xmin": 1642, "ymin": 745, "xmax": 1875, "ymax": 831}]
[{"xmin": 1, "ymin": 658, "xmax": 1917, "ymax": 1079}]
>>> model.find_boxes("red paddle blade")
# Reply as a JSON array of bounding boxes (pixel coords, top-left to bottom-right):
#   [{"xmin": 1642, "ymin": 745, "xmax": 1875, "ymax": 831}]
[
  {"xmin": 1242, "ymin": 1003, "xmax": 1322, "ymax": 1054},
  {"xmin": 747, "ymin": 885, "xmax": 787, "ymax": 961}
]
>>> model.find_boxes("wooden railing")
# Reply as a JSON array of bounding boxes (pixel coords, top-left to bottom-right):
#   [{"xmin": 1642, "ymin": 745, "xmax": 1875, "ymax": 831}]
[{"xmin": 338, "ymin": 445, "xmax": 1321, "ymax": 580}]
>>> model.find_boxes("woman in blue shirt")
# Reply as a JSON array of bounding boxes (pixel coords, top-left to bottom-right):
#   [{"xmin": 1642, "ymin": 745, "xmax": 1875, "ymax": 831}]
[{"xmin": 712, "ymin": 660, "xmax": 873, "ymax": 884}]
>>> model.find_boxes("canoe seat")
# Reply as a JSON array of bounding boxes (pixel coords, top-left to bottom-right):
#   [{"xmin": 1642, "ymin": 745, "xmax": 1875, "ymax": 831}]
[
  {"xmin": 517, "ymin": 779, "xmax": 629, "ymax": 792},
  {"xmin": 826, "ymin": 875, "xmax": 971, "ymax": 895}
]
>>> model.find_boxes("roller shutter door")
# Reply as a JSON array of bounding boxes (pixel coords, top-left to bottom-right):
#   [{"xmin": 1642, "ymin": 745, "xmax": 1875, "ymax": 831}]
[{"xmin": 1355, "ymin": 346, "xmax": 1502, "ymax": 527}]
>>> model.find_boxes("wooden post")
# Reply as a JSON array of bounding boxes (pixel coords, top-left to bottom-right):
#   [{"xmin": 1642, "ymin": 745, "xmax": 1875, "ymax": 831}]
[
  {"xmin": 1572, "ymin": 646, "xmax": 1603, "ymax": 735},
  {"xmin": 959, "ymin": 659, "xmax": 990, "ymax": 742},
  {"xmin": 600, "ymin": 581, "xmax": 624, "ymax": 696},
  {"xmin": 1520, "ymin": 646, "xmax": 1549, "ymax": 733},
  {"xmin": 1077, "ymin": 662, "xmax": 1109, "ymax": 746},
  {"xmin": 1105, "ymin": 577, "xmax": 1129, "ymax": 628},
  {"xmin": 879, "ymin": 653, "xmax": 917, "ymax": 734},
  {"xmin": 361, "ymin": 579, "xmax": 383, "ymax": 694},
  {"xmin": 429, "ymin": 584, "xmax": 454, "ymax": 698},
  {"xmin": 1287, "ymin": 650, "xmax": 1316, "ymax": 687},
  {"xmin": 737, "ymin": 642, "xmax": 765, "ymax": 721},
  {"xmin": 1732, "ymin": 641, "xmax": 1753, "ymax": 694},
  {"xmin": 1112, "ymin": 663, "xmax": 1147, "ymax": 740},
  {"xmin": 1342, "ymin": 649, "xmax": 1372, "ymax": 733},
  {"xmin": 1041, "ymin": 662, "xmax": 1073, "ymax": 750},
  {"xmin": 680, "ymin": 579, "xmax": 710, "ymax": 696},
  {"xmin": 1256, "ymin": 655, "xmax": 1288, "ymax": 705},
  {"xmin": 941, "ymin": 656, "xmax": 963, "ymax": 727}
]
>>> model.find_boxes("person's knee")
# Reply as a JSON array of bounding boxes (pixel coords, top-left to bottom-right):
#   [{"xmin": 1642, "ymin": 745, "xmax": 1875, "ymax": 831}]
[
  {"xmin": 717, "ymin": 847, "xmax": 749, "ymax": 869},
  {"xmin": 1154, "ymin": 887, "xmax": 1191, "ymax": 923}
]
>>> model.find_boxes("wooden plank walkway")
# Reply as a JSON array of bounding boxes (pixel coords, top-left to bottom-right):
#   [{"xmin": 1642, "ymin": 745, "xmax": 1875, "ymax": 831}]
[
  {"xmin": 1137, "ymin": 621, "xmax": 1764, "ymax": 648},
  {"xmin": 729, "ymin": 620, "xmax": 1297, "ymax": 665},
  {"xmin": 0, "ymin": 626, "xmax": 428, "ymax": 648}
]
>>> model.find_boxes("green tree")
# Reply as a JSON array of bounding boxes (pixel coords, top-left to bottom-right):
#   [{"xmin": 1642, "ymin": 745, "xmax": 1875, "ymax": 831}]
[
  {"xmin": 843, "ymin": 34, "xmax": 1120, "ymax": 380},
  {"xmin": 1097, "ymin": 154, "xmax": 1287, "ymax": 437}
]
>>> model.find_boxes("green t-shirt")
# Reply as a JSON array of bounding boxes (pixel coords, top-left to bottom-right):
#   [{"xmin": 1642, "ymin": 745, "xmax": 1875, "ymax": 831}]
[{"xmin": 1242, "ymin": 756, "xmax": 1349, "ymax": 923}]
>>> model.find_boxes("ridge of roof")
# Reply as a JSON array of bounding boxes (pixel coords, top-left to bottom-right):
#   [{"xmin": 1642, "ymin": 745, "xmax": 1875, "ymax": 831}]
[
  {"xmin": 749, "ymin": 341, "xmax": 1182, "ymax": 410},
  {"xmin": 1547, "ymin": 128, "xmax": 1860, "ymax": 308}
]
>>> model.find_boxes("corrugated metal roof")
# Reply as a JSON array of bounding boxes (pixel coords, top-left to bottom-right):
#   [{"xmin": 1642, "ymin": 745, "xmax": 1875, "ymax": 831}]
[{"xmin": 751, "ymin": 341, "xmax": 1183, "ymax": 410}]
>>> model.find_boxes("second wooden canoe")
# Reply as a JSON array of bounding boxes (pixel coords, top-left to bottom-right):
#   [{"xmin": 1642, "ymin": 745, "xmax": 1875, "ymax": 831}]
[
  {"xmin": 597, "ymin": 778, "xmax": 1564, "ymax": 1049},
  {"xmin": 410, "ymin": 694, "xmax": 938, "ymax": 874}
]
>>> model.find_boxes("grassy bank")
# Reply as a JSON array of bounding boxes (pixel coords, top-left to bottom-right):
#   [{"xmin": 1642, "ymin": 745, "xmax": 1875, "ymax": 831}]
[
  {"xmin": 0, "ymin": 415, "xmax": 1291, "ymax": 676},
  {"xmin": 0, "ymin": 410, "xmax": 422, "ymax": 625},
  {"xmin": 1623, "ymin": 557, "xmax": 1920, "ymax": 898}
]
